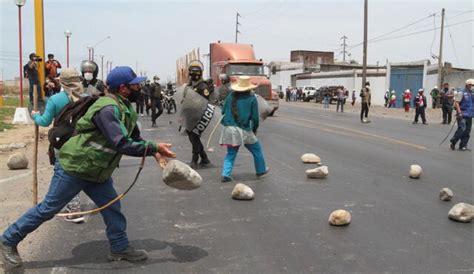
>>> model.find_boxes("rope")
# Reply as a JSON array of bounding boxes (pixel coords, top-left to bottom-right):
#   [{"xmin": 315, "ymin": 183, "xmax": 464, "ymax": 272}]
[{"xmin": 56, "ymin": 145, "xmax": 150, "ymax": 217}]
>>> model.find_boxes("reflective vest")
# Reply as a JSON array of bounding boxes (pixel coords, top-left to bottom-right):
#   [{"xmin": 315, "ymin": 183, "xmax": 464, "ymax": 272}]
[{"xmin": 59, "ymin": 95, "xmax": 137, "ymax": 183}]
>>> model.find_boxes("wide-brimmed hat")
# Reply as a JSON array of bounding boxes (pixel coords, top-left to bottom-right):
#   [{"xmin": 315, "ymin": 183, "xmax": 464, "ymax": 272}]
[{"xmin": 231, "ymin": 76, "xmax": 257, "ymax": 92}]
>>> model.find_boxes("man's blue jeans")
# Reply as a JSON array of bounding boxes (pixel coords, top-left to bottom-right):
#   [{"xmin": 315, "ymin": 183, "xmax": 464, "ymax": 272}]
[
  {"xmin": 324, "ymin": 96, "xmax": 329, "ymax": 108},
  {"xmin": 1, "ymin": 163, "xmax": 129, "ymax": 252},
  {"xmin": 451, "ymin": 117, "xmax": 472, "ymax": 148},
  {"xmin": 222, "ymin": 142, "xmax": 267, "ymax": 177}
]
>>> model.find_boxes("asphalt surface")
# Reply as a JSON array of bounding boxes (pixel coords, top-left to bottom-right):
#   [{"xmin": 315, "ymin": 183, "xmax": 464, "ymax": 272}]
[{"xmin": 5, "ymin": 101, "xmax": 473, "ymax": 273}]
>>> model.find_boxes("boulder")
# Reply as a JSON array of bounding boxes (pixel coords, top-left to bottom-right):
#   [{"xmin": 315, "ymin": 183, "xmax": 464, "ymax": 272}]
[
  {"xmin": 301, "ymin": 153, "xmax": 321, "ymax": 164},
  {"xmin": 409, "ymin": 164, "xmax": 422, "ymax": 179},
  {"xmin": 448, "ymin": 203, "xmax": 474, "ymax": 223},
  {"xmin": 7, "ymin": 152, "xmax": 28, "ymax": 170},
  {"xmin": 439, "ymin": 188, "xmax": 454, "ymax": 201},
  {"xmin": 231, "ymin": 183, "xmax": 254, "ymax": 200},
  {"xmin": 329, "ymin": 209, "xmax": 351, "ymax": 226},
  {"xmin": 162, "ymin": 160, "xmax": 202, "ymax": 190},
  {"xmin": 306, "ymin": 166, "xmax": 329, "ymax": 179}
]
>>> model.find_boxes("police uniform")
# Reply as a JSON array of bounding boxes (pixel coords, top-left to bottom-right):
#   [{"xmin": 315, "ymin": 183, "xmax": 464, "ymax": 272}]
[
  {"xmin": 186, "ymin": 79, "xmax": 213, "ymax": 167},
  {"xmin": 150, "ymin": 82, "xmax": 163, "ymax": 126}
]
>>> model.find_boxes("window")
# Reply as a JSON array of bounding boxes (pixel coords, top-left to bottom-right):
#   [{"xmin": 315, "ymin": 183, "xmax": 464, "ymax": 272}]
[{"xmin": 227, "ymin": 64, "xmax": 264, "ymax": 76}]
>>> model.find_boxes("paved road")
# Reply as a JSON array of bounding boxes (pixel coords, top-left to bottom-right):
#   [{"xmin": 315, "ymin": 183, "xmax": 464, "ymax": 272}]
[{"xmin": 9, "ymin": 101, "xmax": 473, "ymax": 273}]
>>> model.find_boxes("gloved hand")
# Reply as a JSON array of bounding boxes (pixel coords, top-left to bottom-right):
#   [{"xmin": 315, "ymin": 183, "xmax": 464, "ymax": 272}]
[
  {"xmin": 253, "ymin": 129, "xmax": 257, "ymax": 136},
  {"xmin": 368, "ymin": 102, "xmax": 371, "ymax": 107}
]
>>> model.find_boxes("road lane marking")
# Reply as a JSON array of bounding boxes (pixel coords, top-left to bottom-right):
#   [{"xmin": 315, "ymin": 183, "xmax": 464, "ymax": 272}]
[{"xmin": 274, "ymin": 115, "xmax": 427, "ymax": 151}]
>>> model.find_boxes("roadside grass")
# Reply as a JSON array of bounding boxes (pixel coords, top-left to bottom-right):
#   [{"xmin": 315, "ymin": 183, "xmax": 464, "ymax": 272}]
[{"xmin": 0, "ymin": 97, "xmax": 20, "ymax": 131}]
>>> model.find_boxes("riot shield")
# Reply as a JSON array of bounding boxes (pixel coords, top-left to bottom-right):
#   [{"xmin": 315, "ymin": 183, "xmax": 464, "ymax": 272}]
[
  {"xmin": 176, "ymin": 85, "xmax": 216, "ymax": 134},
  {"xmin": 255, "ymin": 93, "xmax": 273, "ymax": 121}
]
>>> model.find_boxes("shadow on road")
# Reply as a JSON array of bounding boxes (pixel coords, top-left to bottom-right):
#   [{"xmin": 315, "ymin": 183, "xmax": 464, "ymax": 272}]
[{"xmin": 4, "ymin": 238, "xmax": 208, "ymax": 273}]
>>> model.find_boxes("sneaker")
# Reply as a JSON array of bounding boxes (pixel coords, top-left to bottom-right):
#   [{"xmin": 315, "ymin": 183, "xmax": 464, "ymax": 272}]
[
  {"xmin": 450, "ymin": 142, "xmax": 455, "ymax": 150},
  {"xmin": 423, "ymin": 122, "xmax": 428, "ymax": 125},
  {"xmin": 459, "ymin": 147, "xmax": 471, "ymax": 151},
  {"xmin": 1, "ymin": 240, "xmax": 22, "ymax": 268},
  {"xmin": 108, "ymin": 246, "xmax": 148, "ymax": 262},
  {"xmin": 64, "ymin": 214, "xmax": 85, "ymax": 223},
  {"xmin": 221, "ymin": 176, "xmax": 232, "ymax": 183},
  {"xmin": 256, "ymin": 168, "xmax": 270, "ymax": 178},
  {"xmin": 412, "ymin": 121, "xmax": 417, "ymax": 124}
]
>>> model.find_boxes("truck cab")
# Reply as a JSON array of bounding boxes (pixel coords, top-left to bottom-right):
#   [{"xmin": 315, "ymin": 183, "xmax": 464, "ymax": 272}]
[{"xmin": 210, "ymin": 42, "xmax": 279, "ymax": 115}]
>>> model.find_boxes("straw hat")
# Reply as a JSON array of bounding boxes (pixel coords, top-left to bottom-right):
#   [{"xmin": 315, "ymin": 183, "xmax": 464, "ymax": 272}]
[{"xmin": 231, "ymin": 76, "xmax": 257, "ymax": 92}]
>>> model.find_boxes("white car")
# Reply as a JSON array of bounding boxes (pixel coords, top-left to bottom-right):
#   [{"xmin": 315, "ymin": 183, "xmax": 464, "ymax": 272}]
[{"xmin": 302, "ymin": 86, "xmax": 317, "ymax": 101}]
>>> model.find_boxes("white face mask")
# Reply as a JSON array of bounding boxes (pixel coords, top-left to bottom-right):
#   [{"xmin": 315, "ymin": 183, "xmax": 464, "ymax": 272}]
[{"xmin": 84, "ymin": 72, "xmax": 93, "ymax": 81}]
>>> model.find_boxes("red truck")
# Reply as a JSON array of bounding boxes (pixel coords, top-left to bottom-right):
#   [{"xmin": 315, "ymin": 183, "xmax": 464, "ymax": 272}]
[{"xmin": 209, "ymin": 42, "xmax": 279, "ymax": 115}]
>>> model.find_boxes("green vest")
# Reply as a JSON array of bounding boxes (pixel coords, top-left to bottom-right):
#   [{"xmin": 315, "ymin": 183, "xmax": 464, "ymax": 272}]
[{"xmin": 59, "ymin": 95, "xmax": 138, "ymax": 183}]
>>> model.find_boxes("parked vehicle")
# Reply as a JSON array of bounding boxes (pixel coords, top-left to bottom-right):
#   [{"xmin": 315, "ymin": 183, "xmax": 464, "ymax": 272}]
[
  {"xmin": 315, "ymin": 86, "xmax": 342, "ymax": 104},
  {"xmin": 302, "ymin": 86, "xmax": 317, "ymax": 102}
]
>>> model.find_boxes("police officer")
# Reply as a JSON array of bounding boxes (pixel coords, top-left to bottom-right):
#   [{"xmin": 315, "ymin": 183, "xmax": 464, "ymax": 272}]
[
  {"xmin": 150, "ymin": 76, "xmax": 163, "ymax": 127},
  {"xmin": 81, "ymin": 60, "xmax": 106, "ymax": 96},
  {"xmin": 450, "ymin": 79, "xmax": 473, "ymax": 151},
  {"xmin": 142, "ymin": 79, "xmax": 152, "ymax": 116},
  {"xmin": 186, "ymin": 60, "xmax": 213, "ymax": 168}
]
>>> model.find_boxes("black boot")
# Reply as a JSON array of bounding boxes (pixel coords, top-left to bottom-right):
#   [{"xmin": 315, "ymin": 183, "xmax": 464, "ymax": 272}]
[
  {"xmin": 1, "ymin": 240, "xmax": 23, "ymax": 268},
  {"xmin": 199, "ymin": 151, "xmax": 211, "ymax": 168},
  {"xmin": 190, "ymin": 154, "xmax": 199, "ymax": 169}
]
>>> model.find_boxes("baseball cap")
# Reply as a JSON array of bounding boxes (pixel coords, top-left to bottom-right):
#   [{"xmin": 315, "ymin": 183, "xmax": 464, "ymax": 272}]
[{"xmin": 106, "ymin": 66, "xmax": 146, "ymax": 89}]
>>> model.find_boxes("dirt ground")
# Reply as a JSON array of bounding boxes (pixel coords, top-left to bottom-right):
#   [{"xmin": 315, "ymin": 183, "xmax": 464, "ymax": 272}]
[{"xmin": 0, "ymin": 124, "xmax": 56, "ymax": 262}]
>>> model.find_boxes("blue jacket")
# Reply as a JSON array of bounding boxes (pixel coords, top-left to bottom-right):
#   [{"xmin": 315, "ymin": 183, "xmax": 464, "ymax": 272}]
[
  {"xmin": 459, "ymin": 88, "xmax": 473, "ymax": 118},
  {"xmin": 221, "ymin": 91, "xmax": 259, "ymax": 132},
  {"xmin": 32, "ymin": 90, "xmax": 70, "ymax": 126}
]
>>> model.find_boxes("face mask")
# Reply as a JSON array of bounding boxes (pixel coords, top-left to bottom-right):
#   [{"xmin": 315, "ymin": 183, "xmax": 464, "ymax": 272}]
[
  {"xmin": 190, "ymin": 72, "xmax": 201, "ymax": 81},
  {"xmin": 127, "ymin": 87, "xmax": 141, "ymax": 102},
  {"xmin": 84, "ymin": 72, "xmax": 93, "ymax": 81}
]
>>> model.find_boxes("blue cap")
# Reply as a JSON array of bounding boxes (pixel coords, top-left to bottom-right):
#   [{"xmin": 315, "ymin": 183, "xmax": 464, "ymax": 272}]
[{"xmin": 106, "ymin": 66, "xmax": 146, "ymax": 90}]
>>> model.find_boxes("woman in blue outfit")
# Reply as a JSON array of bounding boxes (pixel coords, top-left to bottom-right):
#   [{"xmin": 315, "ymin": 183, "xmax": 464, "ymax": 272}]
[
  {"xmin": 219, "ymin": 76, "xmax": 269, "ymax": 183},
  {"xmin": 31, "ymin": 68, "xmax": 86, "ymax": 223}
]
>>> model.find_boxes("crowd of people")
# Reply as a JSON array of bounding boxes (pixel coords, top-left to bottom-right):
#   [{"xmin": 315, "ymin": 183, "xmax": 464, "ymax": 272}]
[{"xmin": 1, "ymin": 55, "xmax": 271, "ymax": 267}]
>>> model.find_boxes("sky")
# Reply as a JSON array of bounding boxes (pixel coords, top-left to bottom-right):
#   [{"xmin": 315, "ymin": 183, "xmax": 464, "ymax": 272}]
[{"xmin": 0, "ymin": 0, "xmax": 472, "ymax": 82}]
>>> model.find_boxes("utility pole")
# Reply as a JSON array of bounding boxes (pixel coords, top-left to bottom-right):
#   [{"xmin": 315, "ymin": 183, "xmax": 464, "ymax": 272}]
[
  {"xmin": 235, "ymin": 12, "xmax": 241, "ymax": 43},
  {"xmin": 437, "ymin": 8, "xmax": 445, "ymax": 89},
  {"xmin": 361, "ymin": 0, "xmax": 368, "ymax": 88},
  {"xmin": 340, "ymin": 35, "xmax": 348, "ymax": 62}
]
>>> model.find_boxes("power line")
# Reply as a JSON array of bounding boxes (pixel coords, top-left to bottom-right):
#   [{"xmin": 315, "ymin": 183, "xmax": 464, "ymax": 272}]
[
  {"xmin": 445, "ymin": 14, "xmax": 460, "ymax": 64},
  {"xmin": 429, "ymin": 14, "xmax": 437, "ymax": 58},
  {"xmin": 370, "ymin": 19, "xmax": 473, "ymax": 43},
  {"xmin": 345, "ymin": 13, "xmax": 437, "ymax": 51}
]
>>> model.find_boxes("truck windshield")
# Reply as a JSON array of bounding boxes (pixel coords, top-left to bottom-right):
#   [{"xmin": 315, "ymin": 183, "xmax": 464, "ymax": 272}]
[{"xmin": 227, "ymin": 64, "xmax": 264, "ymax": 76}]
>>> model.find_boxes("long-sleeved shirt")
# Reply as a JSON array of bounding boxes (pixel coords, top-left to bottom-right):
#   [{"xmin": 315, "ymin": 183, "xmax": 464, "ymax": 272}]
[
  {"xmin": 92, "ymin": 103, "xmax": 157, "ymax": 157},
  {"xmin": 221, "ymin": 91, "xmax": 259, "ymax": 132},
  {"xmin": 32, "ymin": 90, "xmax": 70, "ymax": 127}
]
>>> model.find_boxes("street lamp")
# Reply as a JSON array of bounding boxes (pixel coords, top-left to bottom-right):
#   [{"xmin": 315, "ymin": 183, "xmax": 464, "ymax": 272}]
[
  {"xmin": 64, "ymin": 30, "xmax": 72, "ymax": 67},
  {"xmin": 87, "ymin": 46, "xmax": 92, "ymax": 61},
  {"xmin": 100, "ymin": 54, "xmax": 105, "ymax": 80},
  {"xmin": 15, "ymin": 0, "xmax": 26, "ymax": 107},
  {"xmin": 89, "ymin": 36, "xmax": 110, "ymax": 61}
]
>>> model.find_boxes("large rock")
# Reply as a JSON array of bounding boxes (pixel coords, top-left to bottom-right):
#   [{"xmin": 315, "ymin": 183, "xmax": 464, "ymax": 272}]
[
  {"xmin": 301, "ymin": 153, "xmax": 321, "ymax": 164},
  {"xmin": 329, "ymin": 209, "xmax": 351, "ymax": 226},
  {"xmin": 439, "ymin": 188, "xmax": 454, "ymax": 201},
  {"xmin": 409, "ymin": 164, "xmax": 422, "ymax": 179},
  {"xmin": 162, "ymin": 160, "xmax": 202, "ymax": 190},
  {"xmin": 231, "ymin": 183, "xmax": 254, "ymax": 200},
  {"xmin": 306, "ymin": 166, "xmax": 329, "ymax": 179},
  {"xmin": 448, "ymin": 203, "xmax": 474, "ymax": 223},
  {"xmin": 7, "ymin": 152, "xmax": 29, "ymax": 170}
]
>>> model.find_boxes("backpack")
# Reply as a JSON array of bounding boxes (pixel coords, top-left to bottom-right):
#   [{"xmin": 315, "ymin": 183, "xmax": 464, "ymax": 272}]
[
  {"xmin": 23, "ymin": 64, "xmax": 29, "ymax": 79},
  {"xmin": 48, "ymin": 96, "xmax": 99, "ymax": 150}
]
